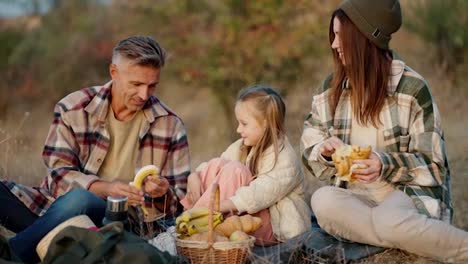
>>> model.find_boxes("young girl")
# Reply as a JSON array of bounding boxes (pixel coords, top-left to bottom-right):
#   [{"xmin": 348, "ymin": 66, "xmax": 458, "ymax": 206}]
[
  {"xmin": 181, "ymin": 85, "xmax": 311, "ymax": 245},
  {"xmin": 301, "ymin": 0, "xmax": 468, "ymax": 262}
]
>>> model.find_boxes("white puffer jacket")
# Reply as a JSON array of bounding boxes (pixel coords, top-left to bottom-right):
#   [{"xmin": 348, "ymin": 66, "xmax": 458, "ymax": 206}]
[{"xmin": 198, "ymin": 138, "xmax": 311, "ymax": 241}]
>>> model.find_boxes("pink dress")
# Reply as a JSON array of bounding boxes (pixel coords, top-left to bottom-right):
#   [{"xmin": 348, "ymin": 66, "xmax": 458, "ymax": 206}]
[{"xmin": 180, "ymin": 158, "xmax": 277, "ymax": 245}]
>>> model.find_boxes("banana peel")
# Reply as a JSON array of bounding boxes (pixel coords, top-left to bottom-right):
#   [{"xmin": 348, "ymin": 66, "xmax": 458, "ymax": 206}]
[
  {"xmin": 131, "ymin": 165, "xmax": 160, "ymax": 189},
  {"xmin": 130, "ymin": 165, "xmax": 160, "ymax": 217}
]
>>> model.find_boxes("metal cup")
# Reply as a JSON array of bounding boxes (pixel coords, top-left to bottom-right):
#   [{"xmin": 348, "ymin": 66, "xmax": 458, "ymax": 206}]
[
  {"xmin": 106, "ymin": 196, "xmax": 128, "ymax": 213},
  {"xmin": 103, "ymin": 196, "xmax": 129, "ymax": 228}
]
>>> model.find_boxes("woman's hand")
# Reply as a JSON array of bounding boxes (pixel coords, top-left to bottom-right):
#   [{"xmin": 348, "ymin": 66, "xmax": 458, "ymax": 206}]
[
  {"xmin": 185, "ymin": 172, "xmax": 203, "ymax": 206},
  {"xmin": 144, "ymin": 176, "xmax": 170, "ymax": 198},
  {"xmin": 351, "ymin": 152, "xmax": 382, "ymax": 183},
  {"xmin": 320, "ymin": 136, "xmax": 345, "ymax": 157}
]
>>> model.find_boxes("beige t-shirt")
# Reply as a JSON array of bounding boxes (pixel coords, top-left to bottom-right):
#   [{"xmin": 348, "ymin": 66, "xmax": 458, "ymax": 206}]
[
  {"xmin": 98, "ymin": 105, "xmax": 144, "ymax": 182},
  {"xmin": 348, "ymin": 114, "xmax": 394, "ymax": 204}
]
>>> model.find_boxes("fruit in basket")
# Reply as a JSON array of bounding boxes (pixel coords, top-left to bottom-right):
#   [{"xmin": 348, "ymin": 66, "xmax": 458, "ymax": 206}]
[
  {"xmin": 183, "ymin": 231, "xmax": 229, "ymax": 242},
  {"xmin": 175, "ymin": 207, "xmax": 224, "ymax": 237},
  {"xmin": 331, "ymin": 145, "xmax": 371, "ymax": 182},
  {"xmin": 215, "ymin": 215, "xmax": 262, "ymax": 237},
  {"xmin": 176, "ymin": 221, "xmax": 188, "ymax": 235},
  {"xmin": 229, "ymin": 230, "xmax": 250, "ymax": 241},
  {"xmin": 176, "ymin": 207, "xmax": 210, "ymax": 225}
]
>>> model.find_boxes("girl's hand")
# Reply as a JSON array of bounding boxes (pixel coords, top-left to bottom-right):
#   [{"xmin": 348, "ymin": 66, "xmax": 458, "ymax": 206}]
[
  {"xmin": 320, "ymin": 136, "xmax": 345, "ymax": 157},
  {"xmin": 186, "ymin": 172, "xmax": 203, "ymax": 206},
  {"xmin": 220, "ymin": 199, "xmax": 238, "ymax": 214},
  {"xmin": 351, "ymin": 152, "xmax": 382, "ymax": 183}
]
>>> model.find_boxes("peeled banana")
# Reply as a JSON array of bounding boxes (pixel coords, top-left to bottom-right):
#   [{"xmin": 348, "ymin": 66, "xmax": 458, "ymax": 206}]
[
  {"xmin": 131, "ymin": 165, "xmax": 159, "ymax": 189},
  {"xmin": 130, "ymin": 165, "xmax": 160, "ymax": 217}
]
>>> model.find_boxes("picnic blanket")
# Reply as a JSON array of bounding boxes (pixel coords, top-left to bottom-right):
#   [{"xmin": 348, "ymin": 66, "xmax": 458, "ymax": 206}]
[{"xmin": 250, "ymin": 215, "xmax": 385, "ymax": 263}]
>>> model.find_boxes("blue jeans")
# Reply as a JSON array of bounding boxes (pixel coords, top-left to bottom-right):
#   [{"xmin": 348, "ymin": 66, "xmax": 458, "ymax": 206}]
[{"xmin": 6, "ymin": 189, "xmax": 106, "ymax": 263}]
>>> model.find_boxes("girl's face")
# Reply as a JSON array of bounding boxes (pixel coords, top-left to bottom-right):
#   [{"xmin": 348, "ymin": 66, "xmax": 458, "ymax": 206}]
[
  {"xmin": 235, "ymin": 101, "xmax": 266, "ymax": 147},
  {"xmin": 331, "ymin": 17, "xmax": 345, "ymax": 65}
]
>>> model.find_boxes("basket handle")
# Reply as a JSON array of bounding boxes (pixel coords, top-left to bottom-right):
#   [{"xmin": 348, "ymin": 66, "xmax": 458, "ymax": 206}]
[{"xmin": 207, "ymin": 180, "xmax": 220, "ymax": 247}]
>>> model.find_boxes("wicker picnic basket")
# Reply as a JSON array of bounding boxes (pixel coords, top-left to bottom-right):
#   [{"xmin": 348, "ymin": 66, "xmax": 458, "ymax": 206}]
[{"xmin": 176, "ymin": 183, "xmax": 255, "ymax": 264}]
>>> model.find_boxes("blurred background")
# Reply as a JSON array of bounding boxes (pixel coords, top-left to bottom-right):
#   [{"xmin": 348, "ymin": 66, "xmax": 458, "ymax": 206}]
[{"xmin": 0, "ymin": 0, "xmax": 467, "ymax": 239}]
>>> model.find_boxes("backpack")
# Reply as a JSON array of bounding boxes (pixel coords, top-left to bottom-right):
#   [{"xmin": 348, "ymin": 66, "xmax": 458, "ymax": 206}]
[{"xmin": 41, "ymin": 222, "xmax": 187, "ymax": 264}]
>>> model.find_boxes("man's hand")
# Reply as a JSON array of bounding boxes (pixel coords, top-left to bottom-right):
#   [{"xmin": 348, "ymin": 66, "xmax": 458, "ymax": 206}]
[
  {"xmin": 144, "ymin": 176, "xmax": 170, "ymax": 198},
  {"xmin": 89, "ymin": 181, "xmax": 144, "ymax": 206},
  {"xmin": 351, "ymin": 152, "xmax": 382, "ymax": 184},
  {"xmin": 320, "ymin": 136, "xmax": 345, "ymax": 157},
  {"xmin": 185, "ymin": 172, "xmax": 203, "ymax": 208}
]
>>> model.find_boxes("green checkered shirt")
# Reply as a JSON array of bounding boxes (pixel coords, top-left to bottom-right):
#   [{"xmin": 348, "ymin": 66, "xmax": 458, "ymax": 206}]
[{"xmin": 301, "ymin": 56, "xmax": 452, "ymax": 222}]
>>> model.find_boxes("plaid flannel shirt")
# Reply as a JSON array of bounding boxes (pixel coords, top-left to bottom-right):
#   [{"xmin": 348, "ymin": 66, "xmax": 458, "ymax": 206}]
[
  {"xmin": 3, "ymin": 81, "xmax": 190, "ymax": 218},
  {"xmin": 300, "ymin": 56, "xmax": 452, "ymax": 222}
]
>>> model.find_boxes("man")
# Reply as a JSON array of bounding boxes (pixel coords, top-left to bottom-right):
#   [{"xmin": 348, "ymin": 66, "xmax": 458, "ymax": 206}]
[{"xmin": 0, "ymin": 35, "xmax": 190, "ymax": 263}]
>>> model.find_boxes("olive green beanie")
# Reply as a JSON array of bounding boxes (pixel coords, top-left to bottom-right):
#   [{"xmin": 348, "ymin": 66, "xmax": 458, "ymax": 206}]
[{"xmin": 339, "ymin": 0, "xmax": 402, "ymax": 50}]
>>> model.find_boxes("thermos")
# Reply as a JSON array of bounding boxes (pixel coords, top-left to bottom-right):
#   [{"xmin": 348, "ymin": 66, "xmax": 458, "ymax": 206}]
[{"xmin": 102, "ymin": 196, "xmax": 130, "ymax": 230}]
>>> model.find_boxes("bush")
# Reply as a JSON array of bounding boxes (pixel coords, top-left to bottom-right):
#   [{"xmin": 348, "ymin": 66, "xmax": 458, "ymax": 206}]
[
  {"xmin": 2, "ymin": 0, "xmax": 334, "ymax": 128},
  {"xmin": 405, "ymin": 0, "xmax": 468, "ymax": 81}
]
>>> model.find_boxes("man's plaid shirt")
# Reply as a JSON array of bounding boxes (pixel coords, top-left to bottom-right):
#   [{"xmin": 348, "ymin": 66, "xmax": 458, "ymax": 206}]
[
  {"xmin": 301, "ymin": 57, "xmax": 452, "ymax": 222},
  {"xmin": 3, "ymin": 81, "xmax": 190, "ymax": 218}
]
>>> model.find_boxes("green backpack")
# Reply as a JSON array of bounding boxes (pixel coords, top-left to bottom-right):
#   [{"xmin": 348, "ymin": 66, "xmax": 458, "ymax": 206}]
[{"xmin": 41, "ymin": 222, "xmax": 186, "ymax": 264}]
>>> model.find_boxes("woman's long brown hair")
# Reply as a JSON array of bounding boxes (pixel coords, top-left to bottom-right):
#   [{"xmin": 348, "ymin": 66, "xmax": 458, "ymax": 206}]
[{"xmin": 329, "ymin": 9, "xmax": 392, "ymax": 127}]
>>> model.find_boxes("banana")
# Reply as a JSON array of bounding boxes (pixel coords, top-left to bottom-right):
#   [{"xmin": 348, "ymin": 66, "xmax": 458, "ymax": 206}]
[
  {"xmin": 131, "ymin": 165, "xmax": 159, "ymax": 189},
  {"xmin": 185, "ymin": 207, "xmax": 210, "ymax": 219},
  {"xmin": 212, "ymin": 216, "xmax": 223, "ymax": 228},
  {"xmin": 176, "ymin": 210, "xmax": 192, "ymax": 225},
  {"xmin": 185, "ymin": 215, "xmax": 223, "ymax": 235},
  {"xmin": 129, "ymin": 165, "xmax": 159, "ymax": 218},
  {"xmin": 187, "ymin": 212, "xmax": 223, "ymax": 227},
  {"xmin": 175, "ymin": 208, "xmax": 224, "ymax": 237},
  {"xmin": 176, "ymin": 207, "xmax": 210, "ymax": 224},
  {"xmin": 187, "ymin": 224, "xmax": 198, "ymax": 236},
  {"xmin": 177, "ymin": 221, "xmax": 188, "ymax": 235}
]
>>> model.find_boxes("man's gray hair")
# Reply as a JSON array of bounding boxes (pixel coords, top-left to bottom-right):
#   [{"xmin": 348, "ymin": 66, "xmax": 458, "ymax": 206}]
[{"xmin": 112, "ymin": 35, "xmax": 166, "ymax": 67}]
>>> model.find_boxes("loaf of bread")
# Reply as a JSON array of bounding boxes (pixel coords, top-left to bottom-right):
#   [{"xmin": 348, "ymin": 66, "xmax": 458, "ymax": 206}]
[{"xmin": 331, "ymin": 145, "xmax": 371, "ymax": 182}]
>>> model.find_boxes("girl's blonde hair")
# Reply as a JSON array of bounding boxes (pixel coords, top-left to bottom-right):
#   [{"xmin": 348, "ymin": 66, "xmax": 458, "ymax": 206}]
[{"xmin": 237, "ymin": 85, "xmax": 286, "ymax": 176}]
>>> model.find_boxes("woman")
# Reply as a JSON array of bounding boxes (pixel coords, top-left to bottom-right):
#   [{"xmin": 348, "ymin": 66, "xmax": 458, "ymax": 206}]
[{"xmin": 301, "ymin": 0, "xmax": 468, "ymax": 262}]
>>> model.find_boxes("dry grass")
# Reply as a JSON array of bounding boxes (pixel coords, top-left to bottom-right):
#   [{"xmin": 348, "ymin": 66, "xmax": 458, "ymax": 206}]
[{"xmin": 355, "ymin": 249, "xmax": 442, "ymax": 264}]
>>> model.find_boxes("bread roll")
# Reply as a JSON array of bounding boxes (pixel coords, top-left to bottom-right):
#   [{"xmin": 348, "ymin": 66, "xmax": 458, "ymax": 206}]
[{"xmin": 331, "ymin": 145, "xmax": 371, "ymax": 182}]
